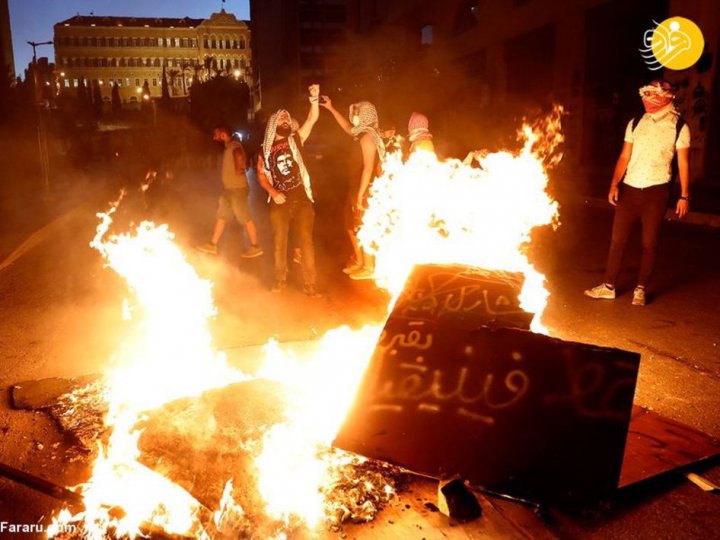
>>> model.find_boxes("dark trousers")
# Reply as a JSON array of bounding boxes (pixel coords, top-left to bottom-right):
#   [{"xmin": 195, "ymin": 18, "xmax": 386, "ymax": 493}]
[
  {"xmin": 269, "ymin": 188, "xmax": 316, "ymax": 285},
  {"xmin": 604, "ymin": 183, "xmax": 669, "ymax": 288}
]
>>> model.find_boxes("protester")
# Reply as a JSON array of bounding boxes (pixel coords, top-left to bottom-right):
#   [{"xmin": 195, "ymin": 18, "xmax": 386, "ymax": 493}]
[
  {"xmin": 585, "ymin": 80, "xmax": 691, "ymax": 306},
  {"xmin": 198, "ymin": 124, "xmax": 262, "ymax": 258},
  {"xmin": 321, "ymin": 98, "xmax": 385, "ymax": 280},
  {"xmin": 407, "ymin": 112, "xmax": 435, "ymax": 155},
  {"xmin": 256, "ymin": 84, "xmax": 321, "ymax": 295}
]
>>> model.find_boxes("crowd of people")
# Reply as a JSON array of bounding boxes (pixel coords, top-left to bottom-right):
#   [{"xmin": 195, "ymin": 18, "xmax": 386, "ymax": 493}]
[
  {"xmin": 196, "ymin": 83, "xmax": 436, "ymax": 297},
  {"xmin": 196, "ymin": 79, "xmax": 691, "ymax": 305}
]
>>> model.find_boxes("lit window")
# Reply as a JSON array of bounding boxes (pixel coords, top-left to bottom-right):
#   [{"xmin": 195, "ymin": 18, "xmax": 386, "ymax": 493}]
[
  {"xmin": 152, "ymin": 78, "xmax": 157, "ymax": 87},
  {"xmin": 64, "ymin": 79, "xmax": 70, "ymax": 88}
]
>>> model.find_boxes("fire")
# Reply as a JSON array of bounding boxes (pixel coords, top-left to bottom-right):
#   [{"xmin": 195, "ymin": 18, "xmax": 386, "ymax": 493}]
[
  {"xmin": 358, "ymin": 107, "xmax": 562, "ymax": 331},
  {"xmin": 49, "ymin": 108, "xmax": 562, "ymax": 538},
  {"xmin": 51, "ymin": 197, "xmax": 247, "ymax": 538},
  {"xmin": 254, "ymin": 325, "xmax": 382, "ymax": 527}
]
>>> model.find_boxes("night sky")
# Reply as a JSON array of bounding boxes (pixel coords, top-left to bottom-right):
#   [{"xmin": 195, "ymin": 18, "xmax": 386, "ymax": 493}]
[{"xmin": 8, "ymin": 0, "xmax": 250, "ymax": 78}]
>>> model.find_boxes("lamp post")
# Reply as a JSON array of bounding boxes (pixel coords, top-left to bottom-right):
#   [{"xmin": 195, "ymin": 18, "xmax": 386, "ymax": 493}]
[{"xmin": 27, "ymin": 40, "xmax": 53, "ymax": 198}]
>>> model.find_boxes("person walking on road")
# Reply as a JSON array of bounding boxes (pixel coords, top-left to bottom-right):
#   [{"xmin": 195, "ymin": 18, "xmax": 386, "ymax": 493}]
[
  {"xmin": 198, "ymin": 124, "xmax": 263, "ymax": 258},
  {"xmin": 585, "ymin": 80, "xmax": 691, "ymax": 306}
]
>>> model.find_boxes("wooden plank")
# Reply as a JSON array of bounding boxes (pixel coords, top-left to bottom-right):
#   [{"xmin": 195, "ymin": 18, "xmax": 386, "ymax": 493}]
[
  {"xmin": 619, "ymin": 406, "xmax": 720, "ymax": 487},
  {"xmin": 335, "ymin": 323, "xmax": 640, "ymax": 504}
]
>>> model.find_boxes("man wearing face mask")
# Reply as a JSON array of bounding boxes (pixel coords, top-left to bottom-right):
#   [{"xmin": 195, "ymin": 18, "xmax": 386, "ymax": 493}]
[
  {"xmin": 256, "ymin": 84, "xmax": 321, "ymax": 295},
  {"xmin": 585, "ymin": 80, "xmax": 691, "ymax": 306},
  {"xmin": 321, "ymin": 98, "xmax": 385, "ymax": 280}
]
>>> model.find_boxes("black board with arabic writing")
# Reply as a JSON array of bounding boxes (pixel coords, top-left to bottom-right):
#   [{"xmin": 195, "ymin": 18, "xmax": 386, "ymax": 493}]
[
  {"xmin": 335, "ymin": 267, "xmax": 641, "ymax": 505},
  {"xmin": 391, "ymin": 264, "xmax": 534, "ymax": 330}
]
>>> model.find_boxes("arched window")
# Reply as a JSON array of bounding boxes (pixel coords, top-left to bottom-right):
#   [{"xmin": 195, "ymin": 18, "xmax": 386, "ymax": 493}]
[
  {"xmin": 239, "ymin": 39, "xmax": 246, "ymax": 49},
  {"xmin": 203, "ymin": 37, "xmax": 209, "ymax": 48}
]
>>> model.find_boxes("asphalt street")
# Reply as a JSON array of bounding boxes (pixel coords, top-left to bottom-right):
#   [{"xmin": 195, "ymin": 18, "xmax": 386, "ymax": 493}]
[{"xmin": 0, "ymin": 173, "xmax": 718, "ymax": 539}]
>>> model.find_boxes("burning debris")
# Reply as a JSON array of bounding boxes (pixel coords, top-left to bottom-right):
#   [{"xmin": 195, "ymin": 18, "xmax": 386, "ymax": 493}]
[
  {"xmin": 324, "ymin": 455, "xmax": 409, "ymax": 530},
  {"xmin": 39, "ymin": 108, "xmax": 566, "ymax": 538}
]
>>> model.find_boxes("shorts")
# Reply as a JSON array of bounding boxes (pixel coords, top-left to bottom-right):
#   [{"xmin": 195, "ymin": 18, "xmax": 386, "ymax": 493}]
[{"xmin": 217, "ymin": 188, "xmax": 251, "ymax": 223}]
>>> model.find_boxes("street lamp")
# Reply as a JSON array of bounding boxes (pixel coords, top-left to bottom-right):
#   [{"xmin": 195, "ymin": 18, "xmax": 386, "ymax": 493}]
[{"xmin": 26, "ymin": 39, "xmax": 53, "ymax": 197}]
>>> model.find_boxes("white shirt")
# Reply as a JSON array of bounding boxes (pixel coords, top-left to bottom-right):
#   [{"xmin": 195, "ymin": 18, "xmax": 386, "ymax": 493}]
[{"xmin": 623, "ymin": 111, "xmax": 690, "ymax": 189}]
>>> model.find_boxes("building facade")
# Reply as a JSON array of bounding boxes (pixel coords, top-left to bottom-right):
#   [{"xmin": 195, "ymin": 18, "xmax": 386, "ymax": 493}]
[
  {"xmin": 249, "ymin": 0, "xmax": 387, "ymax": 111},
  {"xmin": 349, "ymin": 0, "xmax": 719, "ymax": 197},
  {"xmin": 53, "ymin": 10, "xmax": 258, "ymax": 109}
]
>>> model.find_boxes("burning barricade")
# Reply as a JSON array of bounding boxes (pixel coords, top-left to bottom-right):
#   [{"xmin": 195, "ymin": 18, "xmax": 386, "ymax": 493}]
[{"xmin": 16, "ymin": 106, "xmax": 636, "ymax": 538}]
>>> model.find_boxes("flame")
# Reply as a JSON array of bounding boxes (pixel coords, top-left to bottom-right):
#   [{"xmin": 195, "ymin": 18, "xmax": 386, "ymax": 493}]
[
  {"xmin": 51, "ymin": 198, "xmax": 247, "ymax": 538},
  {"xmin": 358, "ymin": 107, "xmax": 562, "ymax": 331},
  {"xmin": 50, "ymin": 108, "xmax": 563, "ymax": 537},
  {"xmin": 250, "ymin": 107, "xmax": 563, "ymax": 525},
  {"xmin": 254, "ymin": 325, "xmax": 383, "ymax": 527}
]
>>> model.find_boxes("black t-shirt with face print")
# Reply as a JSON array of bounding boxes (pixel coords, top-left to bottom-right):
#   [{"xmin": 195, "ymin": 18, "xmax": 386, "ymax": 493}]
[{"xmin": 268, "ymin": 136, "xmax": 302, "ymax": 193}]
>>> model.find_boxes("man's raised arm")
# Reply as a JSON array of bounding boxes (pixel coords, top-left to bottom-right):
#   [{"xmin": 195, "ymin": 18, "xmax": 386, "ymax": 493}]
[{"xmin": 297, "ymin": 84, "xmax": 320, "ymax": 144}]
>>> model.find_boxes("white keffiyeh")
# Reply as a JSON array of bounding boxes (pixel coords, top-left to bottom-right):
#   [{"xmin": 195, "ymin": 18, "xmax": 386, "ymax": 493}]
[
  {"xmin": 262, "ymin": 109, "xmax": 314, "ymax": 202},
  {"xmin": 349, "ymin": 101, "xmax": 385, "ymax": 160}
]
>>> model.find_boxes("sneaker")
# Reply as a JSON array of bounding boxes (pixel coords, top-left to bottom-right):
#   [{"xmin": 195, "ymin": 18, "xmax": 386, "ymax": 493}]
[
  {"xmin": 197, "ymin": 242, "xmax": 218, "ymax": 255},
  {"xmin": 270, "ymin": 280, "xmax": 286, "ymax": 293},
  {"xmin": 342, "ymin": 262, "xmax": 363, "ymax": 275},
  {"xmin": 303, "ymin": 284, "xmax": 321, "ymax": 297},
  {"xmin": 584, "ymin": 283, "xmax": 616, "ymax": 300},
  {"xmin": 632, "ymin": 287, "xmax": 646, "ymax": 306},
  {"xmin": 241, "ymin": 245, "xmax": 264, "ymax": 258},
  {"xmin": 349, "ymin": 268, "xmax": 375, "ymax": 281}
]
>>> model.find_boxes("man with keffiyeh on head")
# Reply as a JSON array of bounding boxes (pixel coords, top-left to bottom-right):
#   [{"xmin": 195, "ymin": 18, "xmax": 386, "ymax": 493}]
[
  {"xmin": 256, "ymin": 84, "xmax": 321, "ymax": 296},
  {"xmin": 585, "ymin": 80, "xmax": 691, "ymax": 306},
  {"xmin": 321, "ymin": 97, "xmax": 386, "ymax": 280}
]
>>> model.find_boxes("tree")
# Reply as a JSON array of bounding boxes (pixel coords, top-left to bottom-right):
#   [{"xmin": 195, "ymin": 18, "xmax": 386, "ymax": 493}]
[
  {"xmin": 111, "ymin": 83, "xmax": 121, "ymax": 113},
  {"xmin": 91, "ymin": 79, "xmax": 103, "ymax": 118},
  {"xmin": 189, "ymin": 74, "xmax": 250, "ymax": 131},
  {"xmin": 161, "ymin": 65, "xmax": 171, "ymax": 108},
  {"xmin": 77, "ymin": 76, "xmax": 87, "ymax": 103}
]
